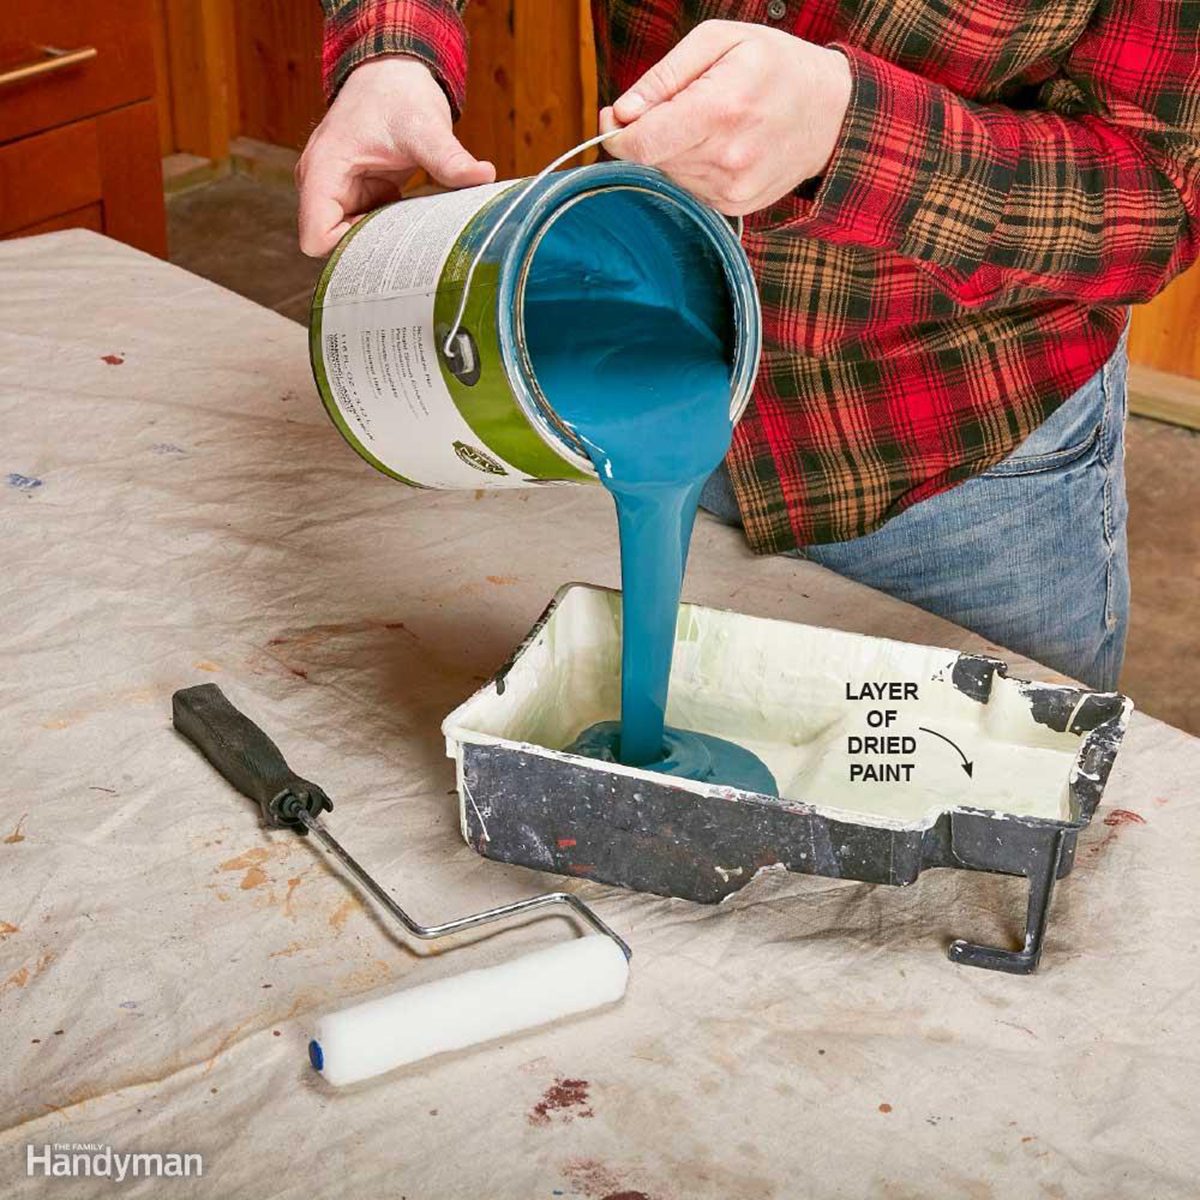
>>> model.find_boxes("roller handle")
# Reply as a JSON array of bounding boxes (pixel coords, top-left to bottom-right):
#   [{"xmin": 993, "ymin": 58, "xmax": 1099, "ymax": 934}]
[{"xmin": 172, "ymin": 683, "xmax": 333, "ymax": 833}]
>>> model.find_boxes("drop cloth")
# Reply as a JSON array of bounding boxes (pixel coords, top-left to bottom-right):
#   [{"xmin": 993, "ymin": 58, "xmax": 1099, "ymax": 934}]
[{"xmin": 1, "ymin": 231, "xmax": 1197, "ymax": 1199}]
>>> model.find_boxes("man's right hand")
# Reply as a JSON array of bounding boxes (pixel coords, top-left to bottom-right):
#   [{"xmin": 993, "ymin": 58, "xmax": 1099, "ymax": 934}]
[{"xmin": 296, "ymin": 56, "xmax": 496, "ymax": 256}]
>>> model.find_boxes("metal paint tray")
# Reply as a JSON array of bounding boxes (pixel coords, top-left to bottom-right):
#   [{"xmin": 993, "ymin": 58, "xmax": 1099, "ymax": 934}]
[{"xmin": 443, "ymin": 584, "xmax": 1132, "ymax": 973}]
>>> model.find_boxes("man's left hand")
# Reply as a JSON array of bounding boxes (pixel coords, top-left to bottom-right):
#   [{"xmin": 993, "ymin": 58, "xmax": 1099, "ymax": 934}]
[{"xmin": 599, "ymin": 20, "xmax": 852, "ymax": 217}]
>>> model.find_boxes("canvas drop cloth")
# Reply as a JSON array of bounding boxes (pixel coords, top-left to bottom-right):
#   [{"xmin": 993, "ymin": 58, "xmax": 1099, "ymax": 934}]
[{"xmin": 1, "ymin": 231, "xmax": 1197, "ymax": 1199}]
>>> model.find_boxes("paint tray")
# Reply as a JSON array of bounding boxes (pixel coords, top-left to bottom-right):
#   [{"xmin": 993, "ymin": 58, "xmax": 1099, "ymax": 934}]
[{"xmin": 442, "ymin": 584, "xmax": 1132, "ymax": 973}]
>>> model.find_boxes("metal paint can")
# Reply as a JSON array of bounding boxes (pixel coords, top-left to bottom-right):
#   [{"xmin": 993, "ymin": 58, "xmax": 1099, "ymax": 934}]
[{"xmin": 309, "ymin": 161, "xmax": 761, "ymax": 488}]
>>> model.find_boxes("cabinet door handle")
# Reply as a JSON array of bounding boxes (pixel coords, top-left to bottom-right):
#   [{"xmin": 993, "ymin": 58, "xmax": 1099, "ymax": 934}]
[{"xmin": 0, "ymin": 45, "xmax": 99, "ymax": 88}]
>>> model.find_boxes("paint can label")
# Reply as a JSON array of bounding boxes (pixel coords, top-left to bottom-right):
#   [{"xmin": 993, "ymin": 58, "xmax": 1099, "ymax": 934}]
[
  {"xmin": 311, "ymin": 164, "xmax": 762, "ymax": 491},
  {"xmin": 311, "ymin": 180, "xmax": 539, "ymax": 488}
]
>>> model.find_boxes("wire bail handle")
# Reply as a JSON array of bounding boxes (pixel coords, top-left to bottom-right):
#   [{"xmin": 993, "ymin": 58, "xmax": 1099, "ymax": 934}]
[
  {"xmin": 441, "ymin": 130, "xmax": 619, "ymax": 360},
  {"xmin": 440, "ymin": 129, "xmax": 745, "ymax": 362}
]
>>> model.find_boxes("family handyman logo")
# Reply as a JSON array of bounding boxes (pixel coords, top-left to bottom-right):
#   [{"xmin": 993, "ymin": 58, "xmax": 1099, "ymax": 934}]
[{"xmin": 27, "ymin": 1142, "xmax": 203, "ymax": 1181}]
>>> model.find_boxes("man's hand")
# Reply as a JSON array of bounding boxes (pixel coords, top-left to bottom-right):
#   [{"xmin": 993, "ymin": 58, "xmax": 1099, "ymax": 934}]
[
  {"xmin": 296, "ymin": 56, "xmax": 496, "ymax": 256},
  {"xmin": 599, "ymin": 21, "xmax": 851, "ymax": 217}
]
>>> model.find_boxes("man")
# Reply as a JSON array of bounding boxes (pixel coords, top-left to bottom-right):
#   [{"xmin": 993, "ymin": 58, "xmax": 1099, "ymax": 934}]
[{"xmin": 297, "ymin": 2, "xmax": 1200, "ymax": 691}]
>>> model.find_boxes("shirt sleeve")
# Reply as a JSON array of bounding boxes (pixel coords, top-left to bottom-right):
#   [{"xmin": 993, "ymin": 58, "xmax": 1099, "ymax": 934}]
[
  {"xmin": 761, "ymin": 0, "xmax": 1200, "ymax": 308},
  {"xmin": 321, "ymin": 0, "xmax": 470, "ymax": 118}
]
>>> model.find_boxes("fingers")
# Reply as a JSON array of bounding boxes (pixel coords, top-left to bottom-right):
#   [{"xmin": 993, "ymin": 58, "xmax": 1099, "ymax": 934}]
[
  {"xmin": 296, "ymin": 130, "xmax": 494, "ymax": 257},
  {"xmin": 408, "ymin": 120, "xmax": 496, "ymax": 189},
  {"xmin": 296, "ymin": 156, "xmax": 358, "ymax": 257},
  {"xmin": 607, "ymin": 75, "xmax": 726, "ymax": 167},
  {"xmin": 612, "ymin": 20, "xmax": 742, "ymax": 122}
]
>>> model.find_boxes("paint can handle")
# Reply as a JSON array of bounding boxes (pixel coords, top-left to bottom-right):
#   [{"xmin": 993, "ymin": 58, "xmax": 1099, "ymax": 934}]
[
  {"xmin": 441, "ymin": 131, "xmax": 746, "ymax": 360},
  {"xmin": 441, "ymin": 129, "xmax": 622, "ymax": 359}
]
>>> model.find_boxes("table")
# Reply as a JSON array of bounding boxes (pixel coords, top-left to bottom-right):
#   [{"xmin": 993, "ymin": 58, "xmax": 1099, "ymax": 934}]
[{"xmin": 2, "ymin": 231, "xmax": 1197, "ymax": 1199}]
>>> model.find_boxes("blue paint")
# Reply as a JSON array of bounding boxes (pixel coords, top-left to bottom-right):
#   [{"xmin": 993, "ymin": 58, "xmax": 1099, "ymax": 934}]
[
  {"xmin": 6, "ymin": 473, "xmax": 43, "ymax": 492},
  {"xmin": 567, "ymin": 721, "xmax": 777, "ymax": 796},
  {"xmin": 308, "ymin": 1039, "xmax": 324, "ymax": 1071},
  {"xmin": 522, "ymin": 189, "xmax": 776, "ymax": 795}
]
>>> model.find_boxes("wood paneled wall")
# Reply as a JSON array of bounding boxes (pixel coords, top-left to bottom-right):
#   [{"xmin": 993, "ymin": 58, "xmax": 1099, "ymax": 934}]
[
  {"xmin": 153, "ymin": 0, "xmax": 599, "ymax": 174},
  {"xmin": 1130, "ymin": 272, "xmax": 1200, "ymax": 381},
  {"xmin": 233, "ymin": 1, "xmax": 325, "ymax": 150}
]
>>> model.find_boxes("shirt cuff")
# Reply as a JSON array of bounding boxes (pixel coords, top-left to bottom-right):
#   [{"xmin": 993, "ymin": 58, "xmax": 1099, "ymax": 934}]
[
  {"xmin": 322, "ymin": 1, "xmax": 469, "ymax": 118},
  {"xmin": 748, "ymin": 43, "xmax": 1010, "ymax": 284}
]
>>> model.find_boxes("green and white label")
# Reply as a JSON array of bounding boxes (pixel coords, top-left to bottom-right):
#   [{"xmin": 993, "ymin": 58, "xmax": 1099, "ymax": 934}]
[{"xmin": 313, "ymin": 181, "xmax": 533, "ymax": 489}]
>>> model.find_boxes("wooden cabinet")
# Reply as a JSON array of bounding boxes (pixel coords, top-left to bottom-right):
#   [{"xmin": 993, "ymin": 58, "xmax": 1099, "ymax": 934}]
[{"xmin": 0, "ymin": 0, "xmax": 167, "ymax": 256}]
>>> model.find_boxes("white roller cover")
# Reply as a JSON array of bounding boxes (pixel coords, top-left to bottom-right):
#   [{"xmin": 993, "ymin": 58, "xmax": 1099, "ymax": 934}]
[{"xmin": 309, "ymin": 936, "xmax": 630, "ymax": 1086}]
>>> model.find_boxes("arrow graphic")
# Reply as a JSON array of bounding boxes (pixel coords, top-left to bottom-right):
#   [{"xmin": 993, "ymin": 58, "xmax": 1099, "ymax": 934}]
[{"xmin": 918, "ymin": 727, "xmax": 974, "ymax": 778}]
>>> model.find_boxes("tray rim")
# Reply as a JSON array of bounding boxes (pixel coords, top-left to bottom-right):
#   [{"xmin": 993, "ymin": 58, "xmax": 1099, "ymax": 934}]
[{"xmin": 442, "ymin": 582, "xmax": 1134, "ymax": 835}]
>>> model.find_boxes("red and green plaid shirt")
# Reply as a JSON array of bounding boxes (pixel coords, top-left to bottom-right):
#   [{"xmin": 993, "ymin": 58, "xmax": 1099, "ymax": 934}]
[{"xmin": 323, "ymin": 0, "xmax": 1200, "ymax": 553}]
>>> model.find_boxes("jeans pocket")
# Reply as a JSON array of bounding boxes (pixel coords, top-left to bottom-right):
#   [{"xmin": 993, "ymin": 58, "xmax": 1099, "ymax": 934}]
[
  {"xmin": 981, "ymin": 362, "xmax": 1108, "ymax": 480},
  {"xmin": 981, "ymin": 419, "xmax": 1102, "ymax": 478}
]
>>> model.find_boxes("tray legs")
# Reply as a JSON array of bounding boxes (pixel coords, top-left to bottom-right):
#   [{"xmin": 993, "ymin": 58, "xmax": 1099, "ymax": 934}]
[{"xmin": 947, "ymin": 831, "xmax": 1065, "ymax": 974}]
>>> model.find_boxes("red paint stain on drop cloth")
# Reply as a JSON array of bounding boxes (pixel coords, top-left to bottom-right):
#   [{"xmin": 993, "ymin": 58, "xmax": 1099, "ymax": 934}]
[
  {"xmin": 1103, "ymin": 809, "xmax": 1146, "ymax": 827},
  {"xmin": 561, "ymin": 1160, "xmax": 654, "ymax": 1200},
  {"xmin": 101, "ymin": 354, "xmax": 124, "ymax": 365},
  {"xmin": 1088, "ymin": 808, "xmax": 1147, "ymax": 857},
  {"xmin": 561, "ymin": 1160, "xmax": 623, "ymax": 1195},
  {"xmin": 528, "ymin": 1077, "xmax": 594, "ymax": 1126}
]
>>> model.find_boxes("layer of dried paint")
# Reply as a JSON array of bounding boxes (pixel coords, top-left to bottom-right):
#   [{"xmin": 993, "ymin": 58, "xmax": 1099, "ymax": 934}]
[{"xmin": 444, "ymin": 585, "xmax": 1112, "ymax": 830}]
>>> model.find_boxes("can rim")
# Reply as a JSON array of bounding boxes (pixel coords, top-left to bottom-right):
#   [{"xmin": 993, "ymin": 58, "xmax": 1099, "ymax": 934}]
[{"xmin": 497, "ymin": 165, "xmax": 763, "ymax": 478}]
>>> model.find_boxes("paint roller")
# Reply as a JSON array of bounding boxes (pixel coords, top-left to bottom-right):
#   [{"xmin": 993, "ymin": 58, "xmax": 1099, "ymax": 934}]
[{"xmin": 172, "ymin": 684, "xmax": 630, "ymax": 1085}]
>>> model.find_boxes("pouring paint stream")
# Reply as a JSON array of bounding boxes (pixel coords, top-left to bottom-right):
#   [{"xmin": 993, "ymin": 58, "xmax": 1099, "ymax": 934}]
[{"xmin": 524, "ymin": 269, "xmax": 776, "ymax": 795}]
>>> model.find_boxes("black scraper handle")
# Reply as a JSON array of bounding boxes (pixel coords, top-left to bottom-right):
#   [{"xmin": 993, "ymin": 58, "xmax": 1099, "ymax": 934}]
[{"xmin": 172, "ymin": 683, "xmax": 333, "ymax": 832}]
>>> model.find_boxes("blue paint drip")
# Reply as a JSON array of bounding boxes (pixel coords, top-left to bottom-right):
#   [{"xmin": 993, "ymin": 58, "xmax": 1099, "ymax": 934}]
[
  {"xmin": 308, "ymin": 1039, "xmax": 324, "ymax": 1071},
  {"xmin": 523, "ymin": 191, "xmax": 776, "ymax": 796}
]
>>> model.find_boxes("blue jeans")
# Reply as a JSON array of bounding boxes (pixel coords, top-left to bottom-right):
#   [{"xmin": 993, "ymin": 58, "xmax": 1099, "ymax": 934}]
[{"xmin": 700, "ymin": 343, "xmax": 1131, "ymax": 690}]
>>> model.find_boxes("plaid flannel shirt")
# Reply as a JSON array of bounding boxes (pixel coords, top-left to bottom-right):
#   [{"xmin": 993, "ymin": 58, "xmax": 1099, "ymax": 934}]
[{"xmin": 322, "ymin": 0, "xmax": 1200, "ymax": 553}]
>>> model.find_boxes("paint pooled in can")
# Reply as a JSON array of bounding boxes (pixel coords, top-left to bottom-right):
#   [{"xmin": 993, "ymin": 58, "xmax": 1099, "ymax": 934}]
[{"xmin": 309, "ymin": 161, "xmax": 760, "ymax": 489}]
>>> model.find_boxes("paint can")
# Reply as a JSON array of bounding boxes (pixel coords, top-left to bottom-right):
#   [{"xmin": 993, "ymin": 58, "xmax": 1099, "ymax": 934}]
[{"xmin": 309, "ymin": 161, "xmax": 761, "ymax": 488}]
